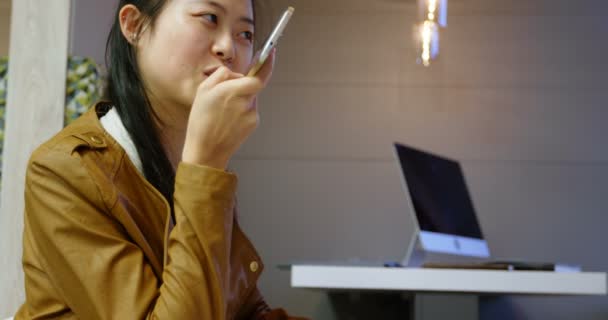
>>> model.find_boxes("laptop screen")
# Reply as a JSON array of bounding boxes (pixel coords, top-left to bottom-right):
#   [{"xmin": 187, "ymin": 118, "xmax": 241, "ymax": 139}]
[{"xmin": 395, "ymin": 143, "xmax": 484, "ymax": 240}]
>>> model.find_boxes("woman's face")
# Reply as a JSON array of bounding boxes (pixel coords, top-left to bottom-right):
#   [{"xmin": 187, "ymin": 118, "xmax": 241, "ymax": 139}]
[{"xmin": 136, "ymin": 0, "xmax": 255, "ymax": 111}]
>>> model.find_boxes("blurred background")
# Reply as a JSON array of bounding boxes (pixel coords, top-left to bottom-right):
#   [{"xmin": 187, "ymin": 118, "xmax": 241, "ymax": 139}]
[{"xmin": 1, "ymin": 0, "xmax": 608, "ymax": 319}]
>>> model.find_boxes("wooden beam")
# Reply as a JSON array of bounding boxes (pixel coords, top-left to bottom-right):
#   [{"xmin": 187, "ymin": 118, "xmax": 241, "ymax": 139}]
[{"xmin": 0, "ymin": 1, "xmax": 71, "ymax": 316}]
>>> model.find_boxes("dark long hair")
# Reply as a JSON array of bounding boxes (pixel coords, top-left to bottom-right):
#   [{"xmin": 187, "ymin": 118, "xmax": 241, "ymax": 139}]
[
  {"xmin": 104, "ymin": 0, "xmax": 258, "ymax": 210},
  {"xmin": 105, "ymin": 0, "xmax": 173, "ymax": 210}
]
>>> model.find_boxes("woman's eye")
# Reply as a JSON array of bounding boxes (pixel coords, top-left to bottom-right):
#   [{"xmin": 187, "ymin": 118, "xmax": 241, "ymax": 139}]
[
  {"xmin": 201, "ymin": 13, "xmax": 218, "ymax": 24},
  {"xmin": 240, "ymin": 31, "xmax": 254, "ymax": 42}
]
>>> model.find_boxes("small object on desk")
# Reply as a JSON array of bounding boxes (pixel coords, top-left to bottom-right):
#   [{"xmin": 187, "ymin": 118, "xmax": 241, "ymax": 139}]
[
  {"xmin": 423, "ymin": 262, "xmax": 513, "ymax": 270},
  {"xmin": 383, "ymin": 261, "xmax": 403, "ymax": 268},
  {"xmin": 422, "ymin": 261, "xmax": 582, "ymax": 272},
  {"xmin": 490, "ymin": 261, "xmax": 582, "ymax": 273}
]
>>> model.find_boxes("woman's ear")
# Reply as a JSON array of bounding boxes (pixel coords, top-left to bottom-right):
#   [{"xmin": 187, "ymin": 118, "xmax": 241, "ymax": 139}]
[{"xmin": 119, "ymin": 4, "xmax": 145, "ymax": 45}]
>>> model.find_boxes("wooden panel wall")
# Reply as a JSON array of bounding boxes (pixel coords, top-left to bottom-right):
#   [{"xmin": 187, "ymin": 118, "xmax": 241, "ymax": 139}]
[
  {"xmin": 0, "ymin": 0, "xmax": 70, "ymax": 316},
  {"xmin": 0, "ymin": 0, "xmax": 10, "ymax": 56}
]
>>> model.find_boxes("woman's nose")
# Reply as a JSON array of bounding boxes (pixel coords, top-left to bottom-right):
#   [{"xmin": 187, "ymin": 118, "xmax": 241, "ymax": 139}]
[{"xmin": 212, "ymin": 32, "xmax": 235, "ymax": 63}]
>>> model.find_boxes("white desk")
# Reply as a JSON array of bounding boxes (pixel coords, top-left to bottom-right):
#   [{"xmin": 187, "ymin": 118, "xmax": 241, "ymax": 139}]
[
  {"xmin": 290, "ymin": 265, "xmax": 607, "ymax": 320},
  {"xmin": 292, "ymin": 265, "xmax": 606, "ymax": 295}
]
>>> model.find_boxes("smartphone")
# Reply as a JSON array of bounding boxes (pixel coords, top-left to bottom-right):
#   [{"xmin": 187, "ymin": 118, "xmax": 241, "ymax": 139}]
[{"xmin": 247, "ymin": 6, "xmax": 295, "ymax": 77}]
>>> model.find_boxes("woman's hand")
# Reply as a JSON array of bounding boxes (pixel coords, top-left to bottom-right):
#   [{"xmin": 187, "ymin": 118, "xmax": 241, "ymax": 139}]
[{"xmin": 182, "ymin": 50, "xmax": 275, "ymax": 169}]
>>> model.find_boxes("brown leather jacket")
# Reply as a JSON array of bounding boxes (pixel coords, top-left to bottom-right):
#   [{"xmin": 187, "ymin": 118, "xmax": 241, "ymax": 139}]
[{"xmin": 14, "ymin": 104, "xmax": 299, "ymax": 320}]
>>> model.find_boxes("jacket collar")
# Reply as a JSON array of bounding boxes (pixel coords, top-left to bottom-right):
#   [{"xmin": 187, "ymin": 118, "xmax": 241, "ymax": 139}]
[{"xmin": 99, "ymin": 106, "xmax": 144, "ymax": 174}]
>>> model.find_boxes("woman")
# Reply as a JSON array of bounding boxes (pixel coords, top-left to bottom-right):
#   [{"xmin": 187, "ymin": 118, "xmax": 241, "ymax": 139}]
[{"xmin": 14, "ymin": 0, "xmax": 304, "ymax": 319}]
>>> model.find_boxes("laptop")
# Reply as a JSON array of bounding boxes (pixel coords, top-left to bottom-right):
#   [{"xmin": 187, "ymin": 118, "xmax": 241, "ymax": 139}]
[
  {"xmin": 393, "ymin": 142, "xmax": 489, "ymax": 267},
  {"xmin": 393, "ymin": 142, "xmax": 580, "ymax": 272}
]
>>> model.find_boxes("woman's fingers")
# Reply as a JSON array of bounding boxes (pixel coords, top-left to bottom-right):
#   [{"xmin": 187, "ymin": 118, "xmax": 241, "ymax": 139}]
[
  {"xmin": 220, "ymin": 50, "xmax": 276, "ymax": 97},
  {"xmin": 199, "ymin": 66, "xmax": 242, "ymax": 91},
  {"xmin": 219, "ymin": 77, "xmax": 263, "ymax": 97}
]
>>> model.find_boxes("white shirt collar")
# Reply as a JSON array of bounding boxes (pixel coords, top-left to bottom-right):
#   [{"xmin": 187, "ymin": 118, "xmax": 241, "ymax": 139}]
[{"xmin": 99, "ymin": 107, "xmax": 144, "ymax": 174}]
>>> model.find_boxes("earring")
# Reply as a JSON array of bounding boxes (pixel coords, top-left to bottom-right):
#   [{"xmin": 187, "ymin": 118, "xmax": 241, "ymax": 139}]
[{"xmin": 131, "ymin": 33, "xmax": 138, "ymax": 42}]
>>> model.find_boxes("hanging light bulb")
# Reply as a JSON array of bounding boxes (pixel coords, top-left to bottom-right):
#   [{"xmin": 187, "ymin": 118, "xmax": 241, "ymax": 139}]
[
  {"xmin": 427, "ymin": 0, "xmax": 437, "ymax": 21},
  {"xmin": 419, "ymin": 0, "xmax": 447, "ymax": 27},
  {"xmin": 418, "ymin": 20, "xmax": 439, "ymax": 67},
  {"xmin": 415, "ymin": 0, "xmax": 447, "ymax": 67}
]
